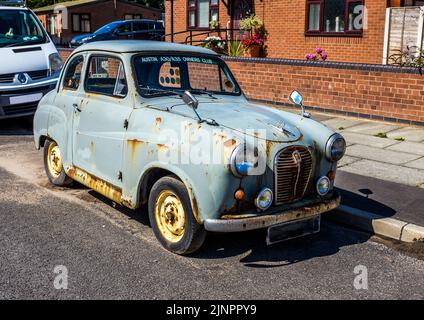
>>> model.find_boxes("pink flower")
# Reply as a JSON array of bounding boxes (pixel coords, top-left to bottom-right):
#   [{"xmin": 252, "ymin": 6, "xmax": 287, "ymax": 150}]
[
  {"xmin": 315, "ymin": 47, "xmax": 323, "ymax": 54},
  {"xmin": 305, "ymin": 54, "xmax": 311, "ymax": 60},
  {"xmin": 321, "ymin": 53, "xmax": 328, "ymax": 60}
]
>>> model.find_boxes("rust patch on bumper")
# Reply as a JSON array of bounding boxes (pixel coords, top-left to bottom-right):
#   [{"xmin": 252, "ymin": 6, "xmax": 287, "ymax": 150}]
[{"xmin": 204, "ymin": 193, "xmax": 341, "ymax": 232}]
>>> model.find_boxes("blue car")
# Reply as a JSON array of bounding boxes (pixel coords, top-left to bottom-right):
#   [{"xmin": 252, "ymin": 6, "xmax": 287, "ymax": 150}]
[{"xmin": 69, "ymin": 20, "xmax": 164, "ymax": 48}]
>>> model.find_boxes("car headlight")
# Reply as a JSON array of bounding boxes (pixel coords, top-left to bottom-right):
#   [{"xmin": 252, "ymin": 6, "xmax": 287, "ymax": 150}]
[
  {"xmin": 229, "ymin": 144, "xmax": 258, "ymax": 177},
  {"xmin": 48, "ymin": 53, "xmax": 63, "ymax": 76},
  {"xmin": 316, "ymin": 176, "xmax": 331, "ymax": 196},
  {"xmin": 255, "ymin": 188, "xmax": 273, "ymax": 211},
  {"xmin": 325, "ymin": 133, "xmax": 346, "ymax": 162}
]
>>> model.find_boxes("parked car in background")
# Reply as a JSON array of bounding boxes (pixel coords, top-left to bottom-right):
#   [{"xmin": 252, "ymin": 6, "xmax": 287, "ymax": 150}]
[
  {"xmin": 69, "ymin": 19, "xmax": 164, "ymax": 48},
  {"xmin": 0, "ymin": 0, "xmax": 61, "ymax": 119},
  {"xmin": 34, "ymin": 40, "xmax": 344, "ymax": 255}
]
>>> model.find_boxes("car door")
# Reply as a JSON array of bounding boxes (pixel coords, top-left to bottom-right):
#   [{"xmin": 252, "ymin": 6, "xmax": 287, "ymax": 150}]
[
  {"xmin": 72, "ymin": 54, "xmax": 132, "ymax": 188},
  {"xmin": 52, "ymin": 54, "xmax": 86, "ymax": 165}
]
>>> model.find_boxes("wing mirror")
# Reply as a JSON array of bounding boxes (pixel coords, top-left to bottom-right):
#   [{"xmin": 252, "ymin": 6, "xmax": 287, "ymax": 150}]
[
  {"xmin": 289, "ymin": 90, "xmax": 310, "ymax": 118},
  {"xmin": 182, "ymin": 90, "xmax": 199, "ymax": 110}
]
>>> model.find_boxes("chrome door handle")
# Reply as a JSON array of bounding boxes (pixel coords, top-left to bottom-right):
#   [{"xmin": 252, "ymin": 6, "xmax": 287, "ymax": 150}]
[{"xmin": 73, "ymin": 103, "xmax": 81, "ymax": 112}]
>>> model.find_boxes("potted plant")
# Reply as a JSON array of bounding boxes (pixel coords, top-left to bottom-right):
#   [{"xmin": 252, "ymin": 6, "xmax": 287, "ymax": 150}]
[
  {"xmin": 202, "ymin": 36, "xmax": 225, "ymax": 53},
  {"xmin": 239, "ymin": 15, "xmax": 268, "ymax": 58},
  {"xmin": 227, "ymin": 40, "xmax": 245, "ymax": 57},
  {"xmin": 241, "ymin": 34, "xmax": 265, "ymax": 57}
]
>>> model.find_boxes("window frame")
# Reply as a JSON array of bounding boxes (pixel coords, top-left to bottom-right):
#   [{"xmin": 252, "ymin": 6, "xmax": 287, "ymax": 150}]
[
  {"xmin": 187, "ymin": 0, "xmax": 219, "ymax": 30},
  {"xmin": 72, "ymin": 13, "xmax": 91, "ymax": 33},
  {"xmin": 124, "ymin": 14, "xmax": 143, "ymax": 20},
  {"xmin": 61, "ymin": 54, "xmax": 85, "ymax": 92},
  {"xmin": 305, "ymin": 0, "xmax": 364, "ymax": 37},
  {"xmin": 84, "ymin": 54, "xmax": 128, "ymax": 99}
]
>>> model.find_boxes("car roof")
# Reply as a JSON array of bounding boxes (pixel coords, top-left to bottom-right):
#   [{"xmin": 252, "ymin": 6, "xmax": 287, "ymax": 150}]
[
  {"xmin": 73, "ymin": 40, "xmax": 218, "ymax": 56},
  {"xmin": 0, "ymin": 6, "xmax": 28, "ymax": 10},
  {"xmin": 118, "ymin": 19, "xmax": 162, "ymax": 24}
]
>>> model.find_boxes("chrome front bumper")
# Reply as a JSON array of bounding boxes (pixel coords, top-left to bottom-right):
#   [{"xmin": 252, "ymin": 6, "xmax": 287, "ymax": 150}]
[{"xmin": 204, "ymin": 193, "xmax": 340, "ymax": 232}]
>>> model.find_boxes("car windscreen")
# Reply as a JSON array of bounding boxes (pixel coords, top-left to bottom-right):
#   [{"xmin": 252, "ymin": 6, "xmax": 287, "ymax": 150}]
[
  {"xmin": 0, "ymin": 9, "xmax": 47, "ymax": 48},
  {"xmin": 133, "ymin": 55, "xmax": 241, "ymax": 97},
  {"xmin": 94, "ymin": 21, "xmax": 122, "ymax": 35}
]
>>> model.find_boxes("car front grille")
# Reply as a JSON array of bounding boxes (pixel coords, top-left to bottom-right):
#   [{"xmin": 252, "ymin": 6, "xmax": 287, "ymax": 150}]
[
  {"xmin": 0, "ymin": 73, "xmax": 15, "ymax": 83},
  {"xmin": 28, "ymin": 69, "xmax": 49, "ymax": 80},
  {"xmin": 2, "ymin": 102, "xmax": 38, "ymax": 116},
  {"xmin": 0, "ymin": 69, "xmax": 49, "ymax": 83},
  {"xmin": 274, "ymin": 146, "xmax": 313, "ymax": 205}
]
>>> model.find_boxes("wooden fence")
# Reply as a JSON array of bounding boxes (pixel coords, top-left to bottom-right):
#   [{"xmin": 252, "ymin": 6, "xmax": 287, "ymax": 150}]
[{"xmin": 383, "ymin": 6, "xmax": 424, "ymax": 64}]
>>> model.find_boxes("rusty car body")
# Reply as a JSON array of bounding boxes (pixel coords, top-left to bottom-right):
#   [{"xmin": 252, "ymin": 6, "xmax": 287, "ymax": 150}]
[{"xmin": 33, "ymin": 40, "xmax": 344, "ymax": 254}]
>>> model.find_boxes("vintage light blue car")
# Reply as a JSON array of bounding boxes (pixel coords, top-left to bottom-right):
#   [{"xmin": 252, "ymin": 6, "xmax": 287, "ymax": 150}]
[{"xmin": 33, "ymin": 41, "xmax": 345, "ymax": 255}]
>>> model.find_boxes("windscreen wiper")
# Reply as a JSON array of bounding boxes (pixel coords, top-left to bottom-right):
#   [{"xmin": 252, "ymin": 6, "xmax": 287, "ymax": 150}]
[
  {"xmin": 190, "ymin": 89, "xmax": 218, "ymax": 100},
  {"xmin": 142, "ymin": 86, "xmax": 183, "ymax": 97}
]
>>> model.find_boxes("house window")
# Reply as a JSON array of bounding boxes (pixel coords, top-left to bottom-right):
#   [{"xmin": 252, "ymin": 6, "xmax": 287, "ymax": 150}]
[
  {"xmin": 187, "ymin": 0, "xmax": 219, "ymax": 29},
  {"xmin": 306, "ymin": 0, "xmax": 364, "ymax": 35},
  {"xmin": 72, "ymin": 14, "xmax": 91, "ymax": 33},
  {"xmin": 396, "ymin": 0, "xmax": 424, "ymax": 5},
  {"xmin": 124, "ymin": 14, "xmax": 143, "ymax": 20},
  {"xmin": 46, "ymin": 14, "xmax": 58, "ymax": 35}
]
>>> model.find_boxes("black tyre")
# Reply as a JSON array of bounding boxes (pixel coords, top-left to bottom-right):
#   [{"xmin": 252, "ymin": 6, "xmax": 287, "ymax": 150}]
[
  {"xmin": 43, "ymin": 139, "xmax": 73, "ymax": 187},
  {"xmin": 148, "ymin": 176, "xmax": 206, "ymax": 255}
]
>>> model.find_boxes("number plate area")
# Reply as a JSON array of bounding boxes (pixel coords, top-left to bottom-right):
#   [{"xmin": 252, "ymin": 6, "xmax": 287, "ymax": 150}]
[{"xmin": 266, "ymin": 215, "xmax": 321, "ymax": 245}]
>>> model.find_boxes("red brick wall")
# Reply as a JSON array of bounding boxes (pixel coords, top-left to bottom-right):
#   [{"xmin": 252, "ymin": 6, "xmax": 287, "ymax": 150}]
[
  {"xmin": 225, "ymin": 58, "xmax": 424, "ymax": 124},
  {"xmin": 165, "ymin": 0, "xmax": 387, "ymax": 64}
]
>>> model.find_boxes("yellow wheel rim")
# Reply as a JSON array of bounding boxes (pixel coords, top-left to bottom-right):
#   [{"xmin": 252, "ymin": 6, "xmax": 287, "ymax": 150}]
[
  {"xmin": 47, "ymin": 141, "xmax": 63, "ymax": 179},
  {"xmin": 155, "ymin": 190, "xmax": 185, "ymax": 243}
]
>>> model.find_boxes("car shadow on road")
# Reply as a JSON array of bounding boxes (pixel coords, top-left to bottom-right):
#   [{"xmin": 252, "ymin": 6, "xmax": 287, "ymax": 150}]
[
  {"xmin": 191, "ymin": 220, "xmax": 371, "ymax": 268},
  {"xmin": 0, "ymin": 116, "xmax": 34, "ymax": 136},
  {"xmin": 336, "ymin": 187, "xmax": 397, "ymax": 218}
]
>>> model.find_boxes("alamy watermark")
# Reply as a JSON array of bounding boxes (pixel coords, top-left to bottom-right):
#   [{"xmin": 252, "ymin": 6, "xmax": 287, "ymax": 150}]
[
  {"xmin": 53, "ymin": 265, "xmax": 68, "ymax": 290},
  {"xmin": 353, "ymin": 265, "xmax": 368, "ymax": 290}
]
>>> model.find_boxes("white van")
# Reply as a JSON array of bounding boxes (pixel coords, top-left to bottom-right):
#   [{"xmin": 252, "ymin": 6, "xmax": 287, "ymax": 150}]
[{"xmin": 0, "ymin": 1, "xmax": 62, "ymax": 119}]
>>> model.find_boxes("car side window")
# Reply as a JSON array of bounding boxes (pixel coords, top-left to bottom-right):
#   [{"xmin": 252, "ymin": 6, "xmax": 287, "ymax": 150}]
[
  {"xmin": 133, "ymin": 22, "xmax": 148, "ymax": 32},
  {"xmin": 85, "ymin": 56, "xmax": 128, "ymax": 98},
  {"xmin": 63, "ymin": 55, "xmax": 84, "ymax": 90},
  {"xmin": 117, "ymin": 22, "xmax": 131, "ymax": 33}
]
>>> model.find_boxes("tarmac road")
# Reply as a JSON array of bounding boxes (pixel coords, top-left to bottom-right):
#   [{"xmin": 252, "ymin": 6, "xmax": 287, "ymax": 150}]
[{"xmin": 0, "ymin": 118, "xmax": 423, "ymax": 299}]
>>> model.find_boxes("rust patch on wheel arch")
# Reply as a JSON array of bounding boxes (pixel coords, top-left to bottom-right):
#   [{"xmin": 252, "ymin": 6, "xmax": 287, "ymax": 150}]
[
  {"xmin": 187, "ymin": 186, "xmax": 202, "ymax": 223},
  {"xmin": 65, "ymin": 166, "xmax": 123, "ymax": 205}
]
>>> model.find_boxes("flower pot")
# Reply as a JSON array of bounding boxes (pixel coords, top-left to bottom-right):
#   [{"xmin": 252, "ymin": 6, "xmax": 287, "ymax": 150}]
[{"xmin": 245, "ymin": 45, "xmax": 261, "ymax": 58}]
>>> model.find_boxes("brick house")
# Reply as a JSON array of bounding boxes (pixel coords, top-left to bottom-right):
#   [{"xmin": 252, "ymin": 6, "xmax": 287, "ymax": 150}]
[
  {"xmin": 165, "ymin": 0, "xmax": 424, "ymax": 64},
  {"xmin": 35, "ymin": 0, "xmax": 163, "ymax": 45}
]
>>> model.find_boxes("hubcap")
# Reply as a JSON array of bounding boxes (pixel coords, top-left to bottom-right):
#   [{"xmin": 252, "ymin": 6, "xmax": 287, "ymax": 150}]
[
  {"xmin": 155, "ymin": 190, "xmax": 185, "ymax": 243},
  {"xmin": 47, "ymin": 142, "xmax": 63, "ymax": 179}
]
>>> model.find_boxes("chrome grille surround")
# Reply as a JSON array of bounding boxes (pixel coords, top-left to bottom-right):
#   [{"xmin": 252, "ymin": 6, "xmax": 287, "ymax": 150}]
[{"xmin": 274, "ymin": 145, "xmax": 314, "ymax": 205}]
